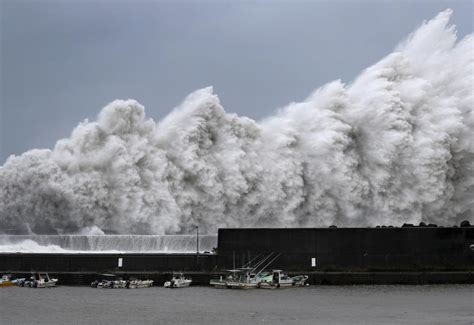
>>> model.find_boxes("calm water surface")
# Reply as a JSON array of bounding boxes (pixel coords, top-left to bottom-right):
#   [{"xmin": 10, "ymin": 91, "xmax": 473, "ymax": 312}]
[{"xmin": 1, "ymin": 285, "xmax": 472, "ymax": 324}]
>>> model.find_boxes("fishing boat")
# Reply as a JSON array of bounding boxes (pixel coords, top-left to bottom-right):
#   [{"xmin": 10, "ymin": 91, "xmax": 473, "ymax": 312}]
[
  {"xmin": 258, "ymin": 270, "xmax": 308, "ymax": 288},
  {"xmin": 91, "ymin": 274, "xmax": 127, "ymax": 288},
  {"xmin": 291, "ymin": 274, "xmax": 309, "ymax": 287},
  {"xmin": 210, "ymin": 253, "xmax": 279, "ymax": 289},
  {"xmin": 210, "ymin": 269, "xmax": 258, "ymax": 289},
  {"xmin": 2, "ymin": 275, "xmax": 26, "ymax": 286},
  {"xmin": 209, "ymin": 274, "xmax": 228, "ymax": 288},
  {"xmin": 210, "ymin": 269, "xmax": 252, "ymax": 289},
  {"xmin": 22, "ymin": 273, "xmax": 58, "ymax": 288},
  {"xmin": 0, "ymin": 275, "xmax": 14, "ymax": 287},
  {"xmin": 127, "ymin": 278, "xmax": 154, "ymax": 289},
  {"xmin": 164, "ymin": 272, "xmax": 192, "ymax": 288},
  {"xmin": 224, "ymin": 268, "xmax": 262, "ymax": 289}
]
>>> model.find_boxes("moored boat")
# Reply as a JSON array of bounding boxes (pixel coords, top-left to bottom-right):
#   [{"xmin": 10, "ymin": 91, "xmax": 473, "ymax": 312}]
[
  {"xmin": 164, "ymin": 272, "xmax": 192, "ymax": 288},
  {"xmin": 210, "ymin": 253, "xmax": 279, "ymax": 289},
  {"xmin": 224, "ymin": 269, "xmax": 260, "ymax": 289},
  {"xmin": 0, "ymin": 275, "xmax": 14, "ymax": 287},
  {"xmin": 258, "ymin": 270, "xmax": 308, "ymax": 289},
  {"xmin": 128, "ymin": 278, "xmax": 153, "ymax": 289},
  {"xmin": 291, "ymin": 275, "xmax": 309, "ymax": 287},
  {"xmin": 210, "ymin": 253, "xmax": 309, "ymax": 289},
  {"xmin": 91, "ymin": 274, "xmax": 127, "ymax": 288},
  {"xmin": 209, "ymin": 275, "xmax": 227, "ymax": 288},
  {"xmin": 22, "ymin": 273, "xmax": 58, "ymax": 288}
]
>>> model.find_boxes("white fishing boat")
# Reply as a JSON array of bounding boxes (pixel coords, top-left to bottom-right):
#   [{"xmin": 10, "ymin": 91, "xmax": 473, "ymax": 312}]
[
  {"xmin": 91, "ymin": 274, "xmax": 127, "ymax": 288},
  {"xmin": 210, "ymin": 270, "xmax": 252, "ymax": 289},
  {"xmin": 210, "ymin": 253, "xmax": 280, "ymax": 289},
  {"xmin": 258, "ymin": 270, "xmax": 308, "ymax": 289},
  {"xmin": 291, "ymin": 275, "xmax": 309, "ymax": 287},
  {"xmin": 91, "ymin": 280, "xmax": 108, "ymax": 288},
  {"xmin": 164, "ymin": 272, "xmax": 192, "ymax": 288},
  {"xmin": 225, "ymin": 269, "xmax": 261, "ymax": 289},
  {"xmin": 209, "ymin": 274, "xmax": 228, "ymax": 288},
  {"xmin": 128, "ymin": 278, "xmax": 153, "ymax": 289},
  {"xmin": 23, "ymin": 273, "xmax": 58, "ymax": 288},
  {"xmin": 111, "ymin": 279, "xmax": 127, "ymax": 288}
]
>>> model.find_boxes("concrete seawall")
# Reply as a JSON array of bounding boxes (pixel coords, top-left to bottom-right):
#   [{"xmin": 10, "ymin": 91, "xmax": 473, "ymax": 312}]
[
  {"xmin": 218, "ymin": 227, "xmax": 474, "ymax": 271},
  {"xmin": 0, "ymin": 253, "xmax": 216, "ymax": 272},
  {"xmin": 1, "ymin": 227, "xmax": 473, "ymax": 285}
]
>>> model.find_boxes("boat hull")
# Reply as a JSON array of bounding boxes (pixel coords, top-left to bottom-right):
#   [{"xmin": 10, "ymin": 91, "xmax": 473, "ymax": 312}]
[
  {"xmin": 35, "ymin": 279, "xmax": 58, "ymax": 288},
  {"xmin": 129, "ymin": 280, "xmax": 153, "ymax": 288},
  {"xmin": 209, "ymin": 280, "xmax": 227, "ymax": 288},
  {"xmin": 258, "ymin": 281, "xmax": 294, "ymax": 289},
  {"xmin": 226, "ymin": 281, "xmax": 258, "ymax": 289},
  {"xmin": 0, "ymin": 281, "xmax": 14, "ymax": 287},
  {"xmin": 292, "ymin": 275, "xmax": 309, "ymax": 287},
  {"xmin": 164, "ymin": 280, "xmax": 192, "ymax": 288}
]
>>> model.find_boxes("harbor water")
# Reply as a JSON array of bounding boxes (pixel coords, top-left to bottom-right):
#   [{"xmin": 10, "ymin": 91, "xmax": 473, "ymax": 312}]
[{"xmin": 0, "ymin": 285, "xmax": 472, "ymax": 324}]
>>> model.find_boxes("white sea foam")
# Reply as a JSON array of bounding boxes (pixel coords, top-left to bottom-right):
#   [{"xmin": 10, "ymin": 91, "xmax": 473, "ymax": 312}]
[
  {"xmin": 0, "ymin": 240, "xmax": 69, "ymax": 253},
  {"xmin": 0, "ymin": 10, "xmax": 472, "ymax": 235},
  {"xmin": 0, "ymin": 235, "xmax": 217, "ymax": 253}
]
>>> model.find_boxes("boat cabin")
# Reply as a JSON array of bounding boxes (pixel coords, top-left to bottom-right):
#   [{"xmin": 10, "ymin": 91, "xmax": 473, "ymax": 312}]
[{"xmin": 271, "ymin": 270, "xmax": 291, "ymax": 284}]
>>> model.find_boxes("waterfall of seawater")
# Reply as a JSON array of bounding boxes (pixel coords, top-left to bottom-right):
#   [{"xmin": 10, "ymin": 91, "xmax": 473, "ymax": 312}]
[{"xmin": 0, "ymin": 235, "xmax": 218, "ymax": 253}]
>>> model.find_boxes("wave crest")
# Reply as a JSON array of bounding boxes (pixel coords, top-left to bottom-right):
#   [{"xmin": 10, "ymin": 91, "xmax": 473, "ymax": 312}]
[{"xmin": 1, "ymin": 10, "xmax": 472, "ymax": 234}]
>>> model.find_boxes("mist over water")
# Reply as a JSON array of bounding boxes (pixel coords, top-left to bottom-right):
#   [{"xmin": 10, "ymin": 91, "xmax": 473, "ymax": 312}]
[{"xmin": 1, "ymin": 10, "xmax": 472, "ymax": 235}]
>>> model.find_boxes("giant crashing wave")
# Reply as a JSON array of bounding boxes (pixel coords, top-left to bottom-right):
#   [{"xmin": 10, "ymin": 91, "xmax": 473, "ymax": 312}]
[{"xmin": 0, "ymin": 10, "xmax": 472, "ymax": 235}]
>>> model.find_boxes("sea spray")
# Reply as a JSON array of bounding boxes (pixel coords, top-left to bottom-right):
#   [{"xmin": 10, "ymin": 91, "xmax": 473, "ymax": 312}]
[
  {"xmin": 0, "ymin": 234, "xmax": 218, "ymax": 252},
  {"xmin": 0, "ymin": 10, "xmax": 472, "ymax": 234}
]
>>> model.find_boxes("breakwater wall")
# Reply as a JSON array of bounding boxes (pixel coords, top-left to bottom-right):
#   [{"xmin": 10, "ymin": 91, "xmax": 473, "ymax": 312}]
[
  {"xmin": 0, "ymin": 253, "xmax": 216, "ymax": 272},
  {"xmin": 1, "ymin": 227, "xmax": 473, "ymax": 284},
  {"xmin": 217, "ymin": 227, "xmax": 474, "ymax": 271}
]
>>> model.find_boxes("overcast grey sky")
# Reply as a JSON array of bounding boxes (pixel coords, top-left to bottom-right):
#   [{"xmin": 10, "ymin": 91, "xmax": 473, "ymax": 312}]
[{"xmin": 1, "ymin": 0, "xmax": 472, "ymax": 164}]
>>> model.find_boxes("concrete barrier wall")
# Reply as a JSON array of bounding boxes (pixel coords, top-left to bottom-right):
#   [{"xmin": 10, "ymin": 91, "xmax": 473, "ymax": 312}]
[
  {"xmin": 1, "ymin": 227, "xmax": 473, "ymax": 275},
  {"xmin": 0, "ymin": 253, "xmax": 216, "ymax": 273},
  {"xmin": 217, "ymin": 227, "xmax": 474, "ymax": 271}
]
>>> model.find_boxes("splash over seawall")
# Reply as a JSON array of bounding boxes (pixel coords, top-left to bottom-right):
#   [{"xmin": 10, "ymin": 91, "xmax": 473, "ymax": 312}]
[
  {"xmin": 0, "ymin": 235, "xmax": 218, "ymax": 253},
  {"xmin": 0, "ymin": 10, "xmax": 472, "ymax": 235}
]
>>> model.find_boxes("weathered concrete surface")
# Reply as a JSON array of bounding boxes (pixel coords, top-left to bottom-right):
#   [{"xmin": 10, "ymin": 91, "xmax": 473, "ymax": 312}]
[{"xmin": 217, "ymin": 227, "xmax": 474, "ymax": 271}]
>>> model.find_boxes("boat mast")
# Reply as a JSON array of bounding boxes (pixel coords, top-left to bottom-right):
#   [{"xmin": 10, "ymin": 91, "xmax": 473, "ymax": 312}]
[
  {"xmin": 250, "ymin": 252, "xmax": 275, "ymax": 273},
  {"xmin": 255, "ymin": 253, "xmax": 281, "ymax": 275},
  {"xmin": 242, "ymin": 254, "xmax": 263, "ymax": 268}
]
